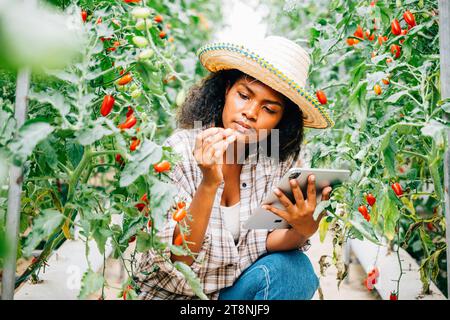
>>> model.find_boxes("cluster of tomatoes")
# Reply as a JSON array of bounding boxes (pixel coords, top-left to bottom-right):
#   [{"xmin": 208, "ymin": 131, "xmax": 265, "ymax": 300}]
[
  {"xmin": 315, "ymin": 7, "xmax": 417, "ymax": 104},
  {"xmin": 358, "ymin": 183, "xmax": 403, "ymax": 222},
  {"xmin": 85, "ymin": 1, "xmax": 175, "ymax": 175},
  {"xmin": 364, "ymin": 266, "xmax": 379, "ymax": 290},
  {"xmin": 358, "ymin": 193, "xmax": 376, "ymax": 222}
]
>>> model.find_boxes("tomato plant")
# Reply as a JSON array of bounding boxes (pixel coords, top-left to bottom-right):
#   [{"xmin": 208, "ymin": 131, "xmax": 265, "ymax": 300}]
[
  {"xmin": 0, "ymin": 0, "xmax": 222, "ymax": 300},
  {"xmin": 267, "ymin": 0, "xmax": 448, "ymax": 296}
]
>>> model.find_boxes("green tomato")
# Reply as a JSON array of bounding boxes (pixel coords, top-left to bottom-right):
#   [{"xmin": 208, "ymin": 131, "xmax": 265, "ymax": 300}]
[
  {"xmin": 132, "ymin": 36, "xmax": 148, "ymax": 48},
  {"xmin": 131, "ymin": 89, "xmax": 142, "ymax": 99},
  {"xmin": 176, "ymin": 89, "xmax": 186, "ymax": 107},
  {"xmin": 129, "ymin": 83, "xmax": 139, "ymax": 91},
  {"xmin": 131, "ymin": 7, "xmax": 151, "ymax": 19},
  {"xmin": 117, "ymin": 84, "xmax": 127, "ymax": 92},
  {"xmin": 138, "ymin": 49, "xmax": 154, "ymax": 60},
  {"xmin": 135, "ymin": 19, "xmax": 153, "ymax": 31}
]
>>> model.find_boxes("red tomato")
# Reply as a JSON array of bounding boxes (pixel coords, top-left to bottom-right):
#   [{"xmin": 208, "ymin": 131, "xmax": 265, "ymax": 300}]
[
  {"xmin": 373, "ymin": 267, "xmax": 380, "ymax": 278},
  {"xmin": 154, "ymin": 15, "xmax": 163, "ymax": 23},
  {"xmin": 366, "ymin": 193, "xmax": 376, "ymax": 206},
  {"xmin": 141, "ymin": 193, "xmax": 148, "ymax": 203},
  {"xmin": 81, "ymin": 10, "xmax": 88, "ymax": 22},
  {"xmin": 100, "ymin": 95, "xmax": 115, "ymax": 116},
  {"xmin": 390, "ymin": 44, "xmax": 401, "ymax": 59},
  {"xmin": 377, "ymin": 35, "xmax": 388, "ymax": 46},
  {"xmin": 391, "ymin": 183, "xmax": 403, "ymax": 196},
  {"xmin": 122, "ymin": 285, "xmax": 133, "ymax": 300},
  {"xmin": 135, "ymin": 203, "xmax": 146, "ymax": 211},
  {"xmin": 159, "ymin": 31, "xmax": 167, "ymax": 39},
  {"xmin": 129, "ymin": 137, "xmax": 140, "ymax": 151},
  {"xmin": 403, "ymin": 11, "xmax": 416, "ymax": 27},
  {"xmin": 358, "ymin": 205, "xmax": 369, "ymax": 217},
  {"xmin": 390, "ymin": 292, "xmax": 398, "ymax": 300},
  {"xmin": 391, "ymin": 19, "xmax": 401, "ymax": 35},
  {"xmin": 126, "ymin": 106, "xmax": 133, "ymax": 117},
  {"xmin": 153, "ymin": 160, "xmax": 171, "ymax": 173},
  {"xmin": 174, "ymin": 233, "xmax": 184, "ymax": 246},
  {"xmin": 374, "ymin": 84, "xmax": 382, "ymax": 95},
  {"xmin": 346, "ymin": 38, "xmax": 355, "ymax": 46},
  {"xmin": 354, "ymin": 25, "xmax": 364, "ymax": 39},
  {"xmin": 115, "ymin": 154, "xmax": 124, "ymax": 165},
  {"xmin": 177, "ymin": 201, "xmax": 186, "ymax": 209},
  {"xmin": 118, "ymin": 115, "xmax": 137, "ymax": 130},
  {"xmin": 382, "ymin": 78, "xmax": 390, "ymax": 85},
  {"xmin": 316, "ymin": 90, "xmax": 327, "ymax": 105},
  {"xmin": 173, "ymin": 208, "xmax": 187, "ymax": 222},
  {"xmin": 365, "ymin": 30, "xmax": 375, "ymax": 41},
  {"xmin": 128, "ymin": 235, "xmax": 136, "ymax": 243},
  {"xmin": 118, "ymin": 74, "xmax": 133, "ymax": 86}
]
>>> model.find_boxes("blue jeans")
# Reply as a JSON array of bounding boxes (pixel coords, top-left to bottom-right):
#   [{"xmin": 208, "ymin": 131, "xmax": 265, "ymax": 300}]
[{"xmin": 218, "ymin": 250, "xmax": 319, "ymax": 300}]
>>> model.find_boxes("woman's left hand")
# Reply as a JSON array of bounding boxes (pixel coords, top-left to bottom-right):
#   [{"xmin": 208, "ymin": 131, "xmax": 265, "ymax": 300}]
[{"xmin": 262, "ymin": 174, "xmax": 332, "ymax": 239}]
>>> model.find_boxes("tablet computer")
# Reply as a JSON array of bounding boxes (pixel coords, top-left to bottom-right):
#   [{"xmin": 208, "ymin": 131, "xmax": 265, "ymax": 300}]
[{"xmin": 242, "ymin": 167, "xmax": 351, "ymax": 230}]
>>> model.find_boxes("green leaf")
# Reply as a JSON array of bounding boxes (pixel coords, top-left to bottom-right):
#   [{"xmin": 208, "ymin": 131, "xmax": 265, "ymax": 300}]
[
  {"xmin": 119, "ymin": 140, "xmax": 163, "ymax": 187},
  {"xmin": 170, "ymin": 244, "xmax": 189, "ymax": 256},
  {"xmin": 78, "ymin": 269, "xmax": 104, "ymax": 300},
  {"xmin": 380, "ymin": 190, "xmax": 400, "ymax": 241},
  {"xmin": 136, "ymin": 230, "xmax": 153, "ymax": 252},
  {"xmin": 440, "ymin": 101, "xmax": 450, "ymax": 113},
  {"xmin": 23, "ymin": 209, "xmax": 64, "ymax": 257},
  {"xmin": 382, "ymin": 139, "xmax": 396, "ymax": 177},
  {"xmin": 173, "ymin": 261, "xmax": 208, "ymax": 300},
  {"xmin": 29, "ymin": 90, "xmax": 70, "ymax": 116},
  {"xmin": 9, "ymin": 120, "xmax": 54, "ymax": 165},
  {"xmin": 349, "ymin": 219, "xmax": 381, "ymax": 245},
  {"xmin": 385, "ymin": 90, "xmax": 409, "ymax": 104},
  {"xmin": 421, "ymin": 120, "xmax": 446, "ymax": 148},
  {"xmin": 149, "ymin": 177, "xmax": 178, "ymax": 230},
  {"xmin": 318, "ymin": 217, "xmax": 330, "ymax": 243},
  {"xmin": 0, "ymin": 106, "xmax": 15, "ymax": 145},
  {"xmin": 75, "ymin": 120, "xmax": 113, "ymax": 146},
  {"xmin": 92, "ymin": 221, "xmax": 113, "ymax": 255},
  {"xmin": 313, "ymin": 200, "xmax": 330, "ymax": 221}
]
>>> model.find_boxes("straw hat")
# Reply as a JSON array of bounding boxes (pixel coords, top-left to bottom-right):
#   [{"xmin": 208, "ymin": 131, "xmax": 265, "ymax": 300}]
[{"xmin": 196, "ymin": 36, "xmax": 334, "ymax": 129}]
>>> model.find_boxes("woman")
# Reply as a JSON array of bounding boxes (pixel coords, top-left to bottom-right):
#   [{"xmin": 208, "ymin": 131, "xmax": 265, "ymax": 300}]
[{"xmin": 136, "ymin": 36, "xmax": 334, "ymax": 300}]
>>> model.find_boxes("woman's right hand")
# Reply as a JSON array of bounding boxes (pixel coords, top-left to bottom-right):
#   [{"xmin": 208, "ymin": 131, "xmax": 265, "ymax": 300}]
[{"xmin": 193, "ymin": 127, "xmax": 236, "ymax": 187}]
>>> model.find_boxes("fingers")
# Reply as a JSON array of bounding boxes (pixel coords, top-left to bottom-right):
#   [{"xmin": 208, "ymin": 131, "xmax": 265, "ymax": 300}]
[
  {"xmin": 204, "ymin": 128, "xmax": 234, "ymax": 155},
  {"xmin": 194, "ymin": 127, "xmax": 236, "ymax": 165},
  {"xmin": 208, "ymin": 135, "xmax": 236, "ymax": 164},
  {"xmin": 273, "ymin": 187, "xmax": 295, "ymax": 212},
  {"xmin": 289, "ymin": 179, "xmax": 305, "ymax": 210},
  {"xmin": 321, "ymin": 186, "xmax": 332, "ymax": 201},
  {"xmin": 194, "ymin": 127, "xmax": 221, "ymax": 157},
  {"xmin": 306, "ymin": 174, "xmax": 316, "ymax": 205},
  {"xmin": 262, "ymin": 204, "xmax": 289, "ymax": 221},
  {"xmin": 195, "ymin": 127, "xmax": 221, "ymax": 148}
]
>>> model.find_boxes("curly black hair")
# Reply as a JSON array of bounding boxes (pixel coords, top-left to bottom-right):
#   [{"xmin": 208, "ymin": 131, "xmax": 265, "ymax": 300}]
[{"xmin": 176, "ymin": 69, "xmax": 304, "ymax": 162}]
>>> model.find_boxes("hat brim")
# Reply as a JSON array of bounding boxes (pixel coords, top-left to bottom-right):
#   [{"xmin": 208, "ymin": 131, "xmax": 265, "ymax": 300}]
[{"xmin": 197, "ymin": 42, "xmax": 334, "ymax": 129}]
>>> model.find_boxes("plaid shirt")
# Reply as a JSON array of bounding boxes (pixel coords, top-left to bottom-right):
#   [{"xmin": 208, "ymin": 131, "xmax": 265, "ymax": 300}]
[{"xmin": 136, "ymin": 127, "xmax": 312, "ymax": 300}]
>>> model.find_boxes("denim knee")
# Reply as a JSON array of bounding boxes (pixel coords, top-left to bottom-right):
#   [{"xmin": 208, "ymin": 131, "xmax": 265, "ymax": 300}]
[
  {"xmin": 258, "ymin": 250, "xmax": 319, "ymax": 300},
  {"xmin": 219, "ymin": 265, "xmax": 270, "ymax": 300}
]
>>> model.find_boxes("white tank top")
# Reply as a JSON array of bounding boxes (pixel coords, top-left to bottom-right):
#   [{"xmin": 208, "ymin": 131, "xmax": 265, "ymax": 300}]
[{"xmin": 220, "ymin": 201, "xmax": 241, "ymax": 244}]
